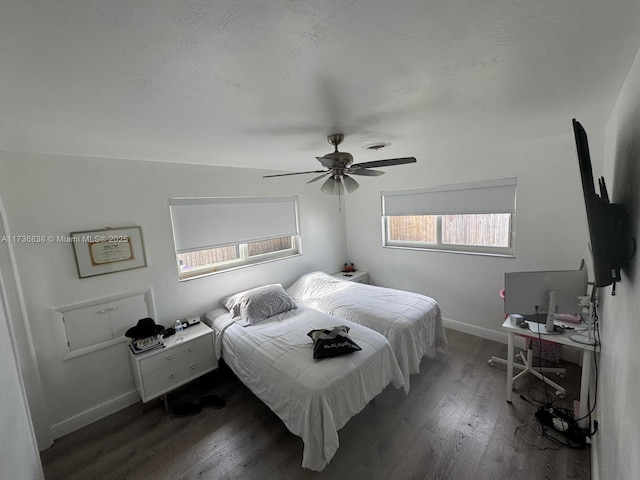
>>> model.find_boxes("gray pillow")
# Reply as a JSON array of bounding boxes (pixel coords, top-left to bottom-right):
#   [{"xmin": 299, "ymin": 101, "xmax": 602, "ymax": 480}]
[{"xmin": 223, "ymin": 284, "xmax": 296, "ymax": 326}]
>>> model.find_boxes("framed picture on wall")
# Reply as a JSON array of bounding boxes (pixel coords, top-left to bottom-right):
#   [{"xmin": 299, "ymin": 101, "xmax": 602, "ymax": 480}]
[{"xmin": 71, "ymin": 226, "xmax": 147, "ymax": 278}]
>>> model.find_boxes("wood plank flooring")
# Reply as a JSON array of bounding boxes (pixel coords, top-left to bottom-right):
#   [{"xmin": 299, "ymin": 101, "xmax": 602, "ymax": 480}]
[{"xmin": 40, "ymin": 329, "xmax": 591, "ymax": 479}]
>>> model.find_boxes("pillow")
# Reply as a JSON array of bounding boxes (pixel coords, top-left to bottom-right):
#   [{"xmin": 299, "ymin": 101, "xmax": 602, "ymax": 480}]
[
  {"xmin": 307, "ymin": 325, "xmax": 362, "ymax": 359},
  {"xmin": 220, "ymin": 294, "xmax": 241, "ymax": 318},
  {"xmin": 223, "ymin": 284, "xmax": 296, "ymax": 326}
]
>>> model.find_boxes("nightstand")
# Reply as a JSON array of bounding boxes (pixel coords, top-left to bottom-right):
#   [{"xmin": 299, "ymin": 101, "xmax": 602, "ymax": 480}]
[
  {"xmin": 129, "ymin": 322, "xmax": 217, "ymax": 411},
  {"xmin": 332, "ymin": 270, "xmax": 369, "ymax": 284}
]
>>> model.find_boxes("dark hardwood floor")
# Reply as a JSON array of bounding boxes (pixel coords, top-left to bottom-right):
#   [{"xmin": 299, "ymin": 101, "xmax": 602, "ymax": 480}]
[{"xmin": 40, "ymin": 329, "xmax": 591, "ymax": 479}]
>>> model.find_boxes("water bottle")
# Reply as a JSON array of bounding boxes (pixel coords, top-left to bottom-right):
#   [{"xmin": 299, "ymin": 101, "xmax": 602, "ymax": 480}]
[{"xmin": 174, "ymin": 319, "xmax": 184, "ymax": 342}]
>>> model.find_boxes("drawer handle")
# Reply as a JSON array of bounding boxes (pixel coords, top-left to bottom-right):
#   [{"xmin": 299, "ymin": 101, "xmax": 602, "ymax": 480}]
[
  {"xmin": 166, "ymin": 355, "xmax": 173, "ymax": 360},
  {"xmin": 169, "ymin": 374, "xmax": 175, "ymax": 379},
  {"xmin": 188, "ymin": 347, "xmax": 194, "ymax": 352},
  {"xmin": 96, "ymin": 307, "xmax": 117, "ymax": 314},
  {"xmin": 191, "ymin": 364, "xmax": 196, "ymax": 369}
]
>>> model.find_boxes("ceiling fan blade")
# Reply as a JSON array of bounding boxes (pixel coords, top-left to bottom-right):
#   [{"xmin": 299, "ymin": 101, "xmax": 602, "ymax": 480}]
[
  {"xmin": 263, "ymin": 169, "xmax": 327, "ymax": 178},
  {"xmin": 316, "ymin": 156, "xmax": 336, "ymax": 169},
  {"xmin": 342, "ymin": 175, "xmax": 359, "ymax": 193},
  {"xmin": 347, "ymin": 169, "xmax": 385, "ymax": 177},
  {"xmin": 351, "ymin": 157, "xmax": 417, "ymax": 169},
  {"xmin": 307, "ymin": 173, "xmax": 329, "ymax": 184}
]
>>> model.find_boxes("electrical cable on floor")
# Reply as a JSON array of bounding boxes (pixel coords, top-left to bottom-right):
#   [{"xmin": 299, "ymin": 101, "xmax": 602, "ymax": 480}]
[
  {"xmin": 572, "ymin": 296, "xmax": 600, "ymax": 437},
  {"xmin": 526, "ymin": 384, "xmax": 564, "ymax": 409},
  {"xmin": 515, "ymin": 293, "xmax": 601, "ymax": 449},
  {"xmin": 523, "ymin": 308, "xmax": 566, "ymax": 409},
  {"xmin": 515, "ymin": 394, "xmax": 588, "ymax": 449},
  {"xmin": 532, "ymin": 306, "xmax": 553, "ymax": 405}
]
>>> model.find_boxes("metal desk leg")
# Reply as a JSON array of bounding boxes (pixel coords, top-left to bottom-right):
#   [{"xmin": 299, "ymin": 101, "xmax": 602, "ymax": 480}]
[
  {"xmin": 506, "ymin": 331, "xmax": 514, "ymax": 403},
  {"xmin": 578, "ymin": 348, "xmax": 593, "ymax": 429}
]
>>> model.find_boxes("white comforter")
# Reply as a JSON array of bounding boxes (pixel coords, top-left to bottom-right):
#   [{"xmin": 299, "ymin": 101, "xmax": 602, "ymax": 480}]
[
  {"xmin": 287, "ymin": 271, "xmax": 447, "ymax": 393},
  {"xmin": 204, "ymin": 305, "xmax": 404, "ymax": 471}
]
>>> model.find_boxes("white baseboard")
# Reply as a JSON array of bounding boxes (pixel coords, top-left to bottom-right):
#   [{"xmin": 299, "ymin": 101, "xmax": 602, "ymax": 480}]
[
  {"xmin": 442, "ymin": 317, "xmax": 508, "ymax": 344},
  {"xmin": 442, "ymin": 317, "xmax": 583, "ymax": 365},
  {"xmin": 50, "ymin": 390, "xmax": 140, "ymax": 440}
]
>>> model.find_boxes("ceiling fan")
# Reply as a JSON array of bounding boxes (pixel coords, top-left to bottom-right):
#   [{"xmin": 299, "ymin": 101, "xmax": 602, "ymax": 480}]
[{"xmin": 263, "ymin": 134, "xmax": 416, "ymax": 195}]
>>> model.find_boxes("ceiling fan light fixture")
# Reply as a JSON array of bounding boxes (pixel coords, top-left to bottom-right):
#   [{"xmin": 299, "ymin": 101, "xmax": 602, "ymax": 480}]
[
  {"xmin": 263, "ymin": 134, "xmax": 415, "ymax": 196},
  {"xmin": 342, "ymin": 174, "xmax": 359, "ymax": 193},
  {"xmin": 320, "ymin": 176, "xmax": 337, "ymax": 195}
]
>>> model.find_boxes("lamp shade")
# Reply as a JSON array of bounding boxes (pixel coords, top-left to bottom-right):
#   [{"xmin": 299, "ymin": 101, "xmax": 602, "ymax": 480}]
[{"xmin": 342, "ymin": 175, "xmax": 359, "ymax": 193}]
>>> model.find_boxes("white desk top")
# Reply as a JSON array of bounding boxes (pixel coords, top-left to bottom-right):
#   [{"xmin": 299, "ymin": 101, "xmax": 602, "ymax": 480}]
[{"xmin": 501, "ymin": 318, "xmax": 597, "ymax": 350}]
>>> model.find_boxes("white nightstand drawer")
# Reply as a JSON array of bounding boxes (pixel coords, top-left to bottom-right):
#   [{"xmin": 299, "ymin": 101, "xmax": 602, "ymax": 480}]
[
  {"xmin": 129, "ymin": 322, "xmax": 217, "ymax": 403},
  {"xmin": 139, "ymin": 334, "xmax": 210, "ymax": 375},
  {"xmin": 142, "ymin": 350, "xmax": 212, "ymax": 399}
]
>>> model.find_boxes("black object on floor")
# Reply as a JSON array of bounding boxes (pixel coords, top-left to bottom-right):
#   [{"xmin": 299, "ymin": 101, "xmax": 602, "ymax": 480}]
[
  {"xmin": 171, "ymin": 402, "xmax": 202, "ymax": 417},
  {"xmin": 199, "ymin": 394, "xmax": 226, "ymax": 409}
]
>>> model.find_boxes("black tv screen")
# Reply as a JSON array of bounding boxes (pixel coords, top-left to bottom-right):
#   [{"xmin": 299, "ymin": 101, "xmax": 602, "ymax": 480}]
[{"xmin": 572, "ymin": 119, "xmax": 633, "ymax": 287}]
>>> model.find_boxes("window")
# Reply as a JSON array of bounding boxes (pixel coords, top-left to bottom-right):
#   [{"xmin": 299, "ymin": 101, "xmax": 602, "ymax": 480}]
[
  {"xmin": 382, "ymin": 178, "xmax": 516, "ymax": 256},
  {"xmin": 169, "ymin": 197, "xmax": 300, "ymax": 280}
]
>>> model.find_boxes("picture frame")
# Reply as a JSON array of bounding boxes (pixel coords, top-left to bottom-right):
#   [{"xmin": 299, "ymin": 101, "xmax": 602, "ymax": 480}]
[{"xmin": 71, "ymin": 226, "xmax": 147, "ymax": 278}]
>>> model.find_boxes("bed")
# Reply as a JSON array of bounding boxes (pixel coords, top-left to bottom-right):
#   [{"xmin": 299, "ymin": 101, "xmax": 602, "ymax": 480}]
[
  {"xmin": 204, "ymin": 286, "xmax": 404, "ymax": 472},
  {"xmin": 286, "ymin": 271, "xmax": 447, "ymax": 393}
]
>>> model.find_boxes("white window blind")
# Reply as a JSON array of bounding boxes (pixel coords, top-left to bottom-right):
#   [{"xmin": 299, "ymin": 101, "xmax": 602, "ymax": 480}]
[
  {"xmin": 382, "ymin": 177, "xmax": 517, "ymax": 216},
  {"xmin": 169, "ymin": 196, "xmax": 299, "ymax": 254}
]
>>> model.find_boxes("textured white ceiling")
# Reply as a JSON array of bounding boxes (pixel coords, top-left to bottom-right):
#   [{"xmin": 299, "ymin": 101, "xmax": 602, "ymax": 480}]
[{"xmin": 2, "ymin": 1, "xmax": 640, "ymax": 172}]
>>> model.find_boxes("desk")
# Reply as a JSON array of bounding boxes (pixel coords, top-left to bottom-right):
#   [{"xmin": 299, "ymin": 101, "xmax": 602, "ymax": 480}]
[{"xmin": 502, "ymin": 318, "xmax": 597, "ymax": 429}]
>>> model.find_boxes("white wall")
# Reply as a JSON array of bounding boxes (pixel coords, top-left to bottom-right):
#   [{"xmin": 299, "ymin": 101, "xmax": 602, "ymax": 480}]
[
  {"xmin": 344, "ymin": 132, "xmax": 594, "ymax": 340},
  {"xmin": 0, "ymin": 276, "xmax": 44, "ymax": 479},
  {"xmin": 0, "ymin": 151, "xmax": 346, "ymax": 436},
  {"xmin": 0, "ymin": 204, "xmax": 52, "ymax": 450},
  {"xmin": 596, "ymin": 45, "xmax": 640, "ymax": 480}
]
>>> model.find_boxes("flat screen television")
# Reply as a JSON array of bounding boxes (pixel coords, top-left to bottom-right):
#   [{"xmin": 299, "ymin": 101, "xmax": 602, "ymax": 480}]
[{"xmin": 572, "ymin": 119, "xmax": 635, "ymax": 288}]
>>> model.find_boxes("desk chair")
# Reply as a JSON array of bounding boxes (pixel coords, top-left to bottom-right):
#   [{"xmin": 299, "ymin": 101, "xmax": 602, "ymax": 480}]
[
  {"xmin": 489, "ymin": 338, "xmax": 566, "ymax": 398},
  {"xmin": 488, "ymin": 289, "xmax": 567, "ymax": 398}
]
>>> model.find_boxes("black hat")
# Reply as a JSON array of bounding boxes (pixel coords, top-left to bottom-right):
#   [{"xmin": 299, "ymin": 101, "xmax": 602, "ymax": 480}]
[{"xmin": 125, "ymin": 317, "xmax": 164, "ymax": 339}]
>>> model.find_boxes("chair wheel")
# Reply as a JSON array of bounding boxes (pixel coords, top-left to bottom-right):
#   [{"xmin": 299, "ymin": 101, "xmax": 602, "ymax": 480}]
[
  {"xmin": 555, "ymin": 391, "xmax": 565, "ymax": 399},
  {"xmin": 488, "ymin": 359, "xmax": 494, "ymax": 366}
]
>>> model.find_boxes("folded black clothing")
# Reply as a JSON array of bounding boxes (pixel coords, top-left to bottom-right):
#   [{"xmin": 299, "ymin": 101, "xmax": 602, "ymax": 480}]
[
  {"xmin": 307, "ymin": 325, "xmax": 362, "ymax": 359},
  {"xmin": 171, "ymin": 402, "xmax": 202, "ymax": 417},
  {"xmin": 199, "ymin": 394, "xmax": 225, "ymax": 409}
]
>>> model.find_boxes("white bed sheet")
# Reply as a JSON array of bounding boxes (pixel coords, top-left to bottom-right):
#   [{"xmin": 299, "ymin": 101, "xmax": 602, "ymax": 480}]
[
  {"xmin": 287, "ymin": 271, "xmax": 447, "ymax": 393},
  {"xmin": 204, "ymin": 305, "xmax": 404, "ymax": 471}
]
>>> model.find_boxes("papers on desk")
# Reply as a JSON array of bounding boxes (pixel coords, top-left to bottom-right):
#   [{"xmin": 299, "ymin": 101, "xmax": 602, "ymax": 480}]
[
  {"xmin": 525, "ymin": 320, "xmax": 587, "ymax": 336},
  {"xmin": 526, "ymin": 322, "xmax": 562, "ymax": 335},
  {"xmin": 554, "ymin": 313, "xmax": 583, "ymax": 324}
]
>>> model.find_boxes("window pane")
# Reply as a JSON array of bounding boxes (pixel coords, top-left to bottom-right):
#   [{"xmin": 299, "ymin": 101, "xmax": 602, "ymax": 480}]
[
  {"xmin": 247, "ymin": 236, "xmax": 293, "ymax": 256},
  {"xmin": 177, "ymin": 245, "xmax": 239, "ymax": 272},
  {"xmin": 388, "ymin": 215, "xmax": 437, "ymax": 243},
  {"xmin": 442, "ymin": 213, "xmax": 510, "ymax": 247}
]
